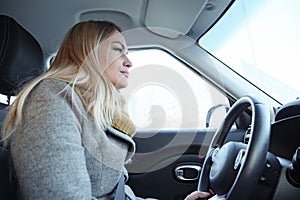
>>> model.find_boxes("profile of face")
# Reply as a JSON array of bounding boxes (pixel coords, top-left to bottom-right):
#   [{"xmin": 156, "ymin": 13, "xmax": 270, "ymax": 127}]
[{"xmin": 98, "ymin": 30, "xmax": 132, "ymax": 89}]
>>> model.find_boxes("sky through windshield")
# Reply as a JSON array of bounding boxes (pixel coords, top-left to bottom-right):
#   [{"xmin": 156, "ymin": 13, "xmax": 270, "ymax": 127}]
[{"xmin": 199, "ymin": 0, "xmax": 300, "ymax": 104}]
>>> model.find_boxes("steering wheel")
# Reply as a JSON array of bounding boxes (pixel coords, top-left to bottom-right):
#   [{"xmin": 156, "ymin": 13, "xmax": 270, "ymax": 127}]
[{"xmin": 198, "ymin": 96, "xmax": 271, "ymax": 200}]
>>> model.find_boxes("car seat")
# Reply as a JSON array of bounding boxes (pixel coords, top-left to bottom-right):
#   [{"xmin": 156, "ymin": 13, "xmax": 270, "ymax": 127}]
[{"xmin": 0, "ymin": 15, "xmax": 46, "ymax": 199}]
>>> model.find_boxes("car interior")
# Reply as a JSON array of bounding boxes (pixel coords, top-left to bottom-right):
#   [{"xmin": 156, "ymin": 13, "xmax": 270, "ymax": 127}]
[{"xmin": 0, "ymin": 0, "xmax": 300, "ymax": 199}]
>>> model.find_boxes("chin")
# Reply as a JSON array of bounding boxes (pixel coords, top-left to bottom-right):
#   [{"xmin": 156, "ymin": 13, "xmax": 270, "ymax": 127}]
[{"xmin": 115, "ymin": 82, "xmax": 128, "ymax": 90}]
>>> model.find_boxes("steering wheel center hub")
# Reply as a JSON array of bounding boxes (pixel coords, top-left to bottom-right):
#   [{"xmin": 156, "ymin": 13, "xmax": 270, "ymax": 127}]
[{"xmin": 210, "ymin": 142, "xmax": 247, "ymax": 194}]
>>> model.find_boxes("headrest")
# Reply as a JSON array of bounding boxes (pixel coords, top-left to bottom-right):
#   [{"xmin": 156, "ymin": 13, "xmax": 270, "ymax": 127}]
[{"xmin": 0, "ymin": 15, "xmax": 46, "ymax": 96}]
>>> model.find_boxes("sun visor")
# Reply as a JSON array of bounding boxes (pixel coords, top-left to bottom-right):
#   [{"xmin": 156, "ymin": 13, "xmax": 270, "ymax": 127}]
[{"xmin": 145, "ymin": 0, "xmax": 208, "ymax": 38}]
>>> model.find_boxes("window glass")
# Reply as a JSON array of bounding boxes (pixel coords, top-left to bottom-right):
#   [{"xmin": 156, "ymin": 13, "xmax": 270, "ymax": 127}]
[
  {"xmin": 0, "ymin": 94, "xmax": 8, "ymax": 104},
  {"xmin": 199, "ymin": 0, "xmax": 300, "ymax": 104},
  {"xmin": 0, "ymin": 94, "xmax": 16, "ymax": 105},
  {"xmin": 122, "ymin": 49, "xmax": 229, "ymax": 130}
]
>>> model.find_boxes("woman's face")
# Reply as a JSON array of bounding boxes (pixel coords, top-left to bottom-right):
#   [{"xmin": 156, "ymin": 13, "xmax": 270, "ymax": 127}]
[{"xmin": 98, "ymin": 30, "xmax": 132, "ymax": 89}]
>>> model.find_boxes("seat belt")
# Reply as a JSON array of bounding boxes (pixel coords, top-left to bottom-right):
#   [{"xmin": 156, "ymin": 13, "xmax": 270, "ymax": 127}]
[{"xmin": 114, "ymin": 172, "xmax": 125, "ymax": 200}]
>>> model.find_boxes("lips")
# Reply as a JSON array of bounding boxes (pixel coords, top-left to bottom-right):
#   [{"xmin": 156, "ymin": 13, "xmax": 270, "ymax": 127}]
[{"xmin": 120, "ymin": 70, "xmax": 129, "ymax": 78}]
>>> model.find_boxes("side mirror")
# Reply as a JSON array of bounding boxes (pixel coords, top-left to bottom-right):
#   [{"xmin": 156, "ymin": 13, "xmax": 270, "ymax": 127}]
[{"xmin": 206, "ymin": 104, "xmax": 230, "ymax": 128}]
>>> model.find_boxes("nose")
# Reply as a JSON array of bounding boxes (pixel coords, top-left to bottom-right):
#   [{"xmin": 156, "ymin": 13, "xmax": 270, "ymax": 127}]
[{"xmin": 123, "ymin": 55, "xmax": 132, "ymax": 68}]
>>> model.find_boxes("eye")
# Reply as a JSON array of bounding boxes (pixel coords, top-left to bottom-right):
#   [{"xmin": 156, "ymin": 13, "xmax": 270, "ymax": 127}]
[{"xmin": 113, "ymin": 47, "xmax": 123, "ymax": 53}]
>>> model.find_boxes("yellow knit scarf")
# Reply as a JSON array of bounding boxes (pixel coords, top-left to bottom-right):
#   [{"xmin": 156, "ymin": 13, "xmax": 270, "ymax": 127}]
[{"xmin": 74, "ymin": 86, "xmax": 136, "ymax": 138}]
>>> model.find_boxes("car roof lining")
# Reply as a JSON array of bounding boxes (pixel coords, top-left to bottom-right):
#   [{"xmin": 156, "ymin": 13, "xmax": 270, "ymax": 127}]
[{"xmin": 0, "ymin": 0, "xmax": 233, "ymax": 56}]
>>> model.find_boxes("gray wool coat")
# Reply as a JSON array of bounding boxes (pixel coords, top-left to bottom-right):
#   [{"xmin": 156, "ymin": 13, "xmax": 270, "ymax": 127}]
[{"xmin": 11, "ymin": 79, "xmax": 155, "ymax": 200}]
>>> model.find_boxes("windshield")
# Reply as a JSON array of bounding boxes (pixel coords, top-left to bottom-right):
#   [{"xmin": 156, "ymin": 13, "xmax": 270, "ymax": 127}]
[{"xmin": 199, "ymin": 0, "xmax": 300, "ymax": 105}]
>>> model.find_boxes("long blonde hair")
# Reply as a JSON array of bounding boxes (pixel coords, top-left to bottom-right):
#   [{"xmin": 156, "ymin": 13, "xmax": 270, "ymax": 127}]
[{"xmin": 2, "ymin": 20, "xmax": 123, "ymax": 141}]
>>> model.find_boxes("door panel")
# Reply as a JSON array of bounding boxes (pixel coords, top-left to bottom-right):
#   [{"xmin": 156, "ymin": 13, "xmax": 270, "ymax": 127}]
[{"xmin": 126, "ymin": 129, "xmax": 245, "ymax": 199}]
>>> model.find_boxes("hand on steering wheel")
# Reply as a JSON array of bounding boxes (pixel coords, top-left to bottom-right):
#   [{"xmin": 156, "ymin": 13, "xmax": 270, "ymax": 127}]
[{"xmin": 185, "ymin": 190, "xmax": 225, "ymax": 200}]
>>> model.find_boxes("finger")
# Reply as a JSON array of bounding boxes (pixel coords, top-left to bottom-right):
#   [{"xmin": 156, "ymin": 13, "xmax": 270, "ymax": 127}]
[
  {"xmin": 209, "ymin": 194, "xmax": 226, "ymax": 200},
  {"xmin": 184, "ymin": 191, "xmax": 211, "ymax": 200}
]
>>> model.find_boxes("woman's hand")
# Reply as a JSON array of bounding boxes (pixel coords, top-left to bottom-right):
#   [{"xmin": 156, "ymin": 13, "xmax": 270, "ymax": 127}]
[
  {"xmin": 184, "ymin": 190, "xmax": 225, "ymax": 200},
  {"xmin": 184, "ymin": 191, "xmax": 211, "ymax": 200}
]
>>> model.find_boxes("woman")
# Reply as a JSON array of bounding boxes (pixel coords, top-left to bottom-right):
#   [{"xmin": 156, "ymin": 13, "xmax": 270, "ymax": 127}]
[{"xmin": 2, "ymin": 20, "xmax": 216, "ymax": 199}]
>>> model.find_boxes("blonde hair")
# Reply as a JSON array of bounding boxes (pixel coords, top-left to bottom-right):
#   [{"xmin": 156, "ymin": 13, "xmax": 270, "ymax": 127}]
[{"xmin": 2, "ymin": 20, "xmax": 123, "ymax": 141}]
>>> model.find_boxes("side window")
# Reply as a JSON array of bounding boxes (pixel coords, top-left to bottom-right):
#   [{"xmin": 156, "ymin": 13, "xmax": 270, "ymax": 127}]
[
  {"xmin": 121, "ymin": 49, "xmax": 230, "ymax": 130},
  {"xmin": 0, "ymin": 94, "xmax": 7, "ymax": 104}
]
